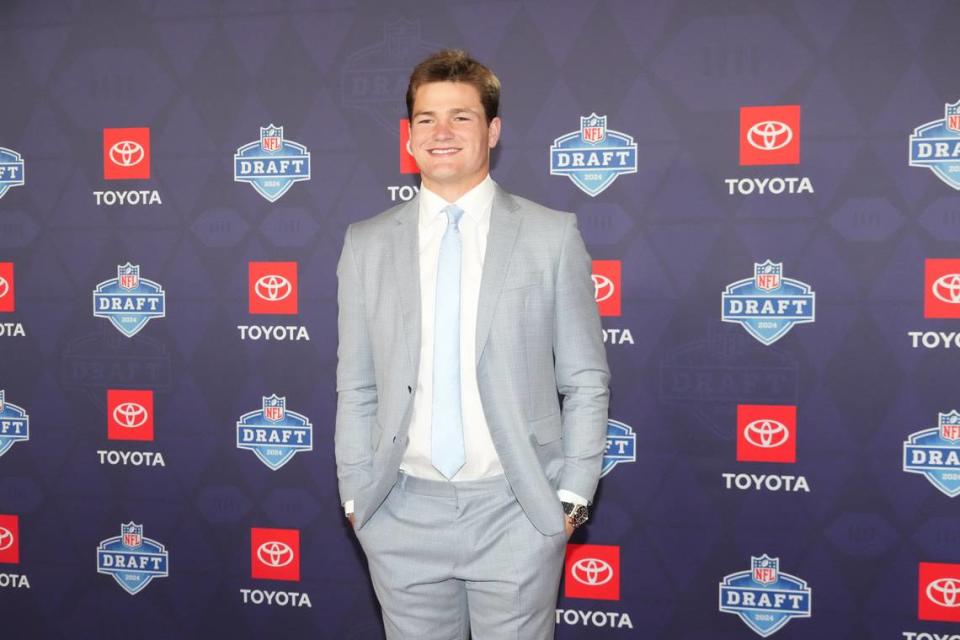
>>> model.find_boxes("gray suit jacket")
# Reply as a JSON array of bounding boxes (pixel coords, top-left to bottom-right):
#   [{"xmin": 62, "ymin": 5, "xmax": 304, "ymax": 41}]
[{"xmin": 334, "ymin": 186, "xmax": 610, "ymax": 535}]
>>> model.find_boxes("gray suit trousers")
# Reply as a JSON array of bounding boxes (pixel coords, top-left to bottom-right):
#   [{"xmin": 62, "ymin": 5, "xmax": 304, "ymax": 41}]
[{"xmin": 355, "ymin": 473, "xmax": 567, "ymax": 639}]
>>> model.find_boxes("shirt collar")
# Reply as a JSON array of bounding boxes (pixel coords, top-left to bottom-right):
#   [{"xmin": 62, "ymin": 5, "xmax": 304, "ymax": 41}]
[{"xmin": 419, "ymin": 175, "xmax": 496, "ymax": 224}]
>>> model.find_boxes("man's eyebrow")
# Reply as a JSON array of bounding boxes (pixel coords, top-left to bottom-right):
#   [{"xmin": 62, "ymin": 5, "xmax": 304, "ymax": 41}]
[{"xmin": 412, "ymin": 107, "xmax": 479, "ymax": 118}]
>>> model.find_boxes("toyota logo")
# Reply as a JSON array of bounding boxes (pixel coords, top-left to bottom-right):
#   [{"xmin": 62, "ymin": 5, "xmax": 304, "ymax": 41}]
[
  {"xmin": 113, "ymin": 402, "xmax": 148, "ymax": 428},
  {"xmin": 932, "ymin": 273, "xmax": 960, "ymax": 304},
  {"xmin": 591, "ymin": 274, "xmax": 615, "ymax": 303},
  {"xmin": 255, "ymin": 275, "xmax": 292, "ymax": 302},
  {"xmin": 571, "ymin": 558, "xmax": 614, "ymax": 586},
  {"xmin": 257, "ymin": 541, "xmax": 294, "ymax": 568},
  {"xmin": 0, "ymin": 277, "xmax": 7, "ymax": 299},
  {"xmin": 927, "ymin": 578, "xmax": 960, "ymax": 608},
  {"xmin": 743, "ymin": 419, "xmax": 789, "ymax": 448},
  {"xmin": 109, "ymin": 140, "xmax": 145, "ymax": 167},
  {"xmin": 746, "ymin": 120, "xmax": 793, "ymax": 151},
  {"xmin": 0, "ymin": 526, "xmax": 13, "ymax": 551}
]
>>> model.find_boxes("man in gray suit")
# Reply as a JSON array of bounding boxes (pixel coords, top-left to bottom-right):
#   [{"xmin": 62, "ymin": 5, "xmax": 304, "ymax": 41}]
[{"xmin": 335, "ymin": 49, "xmax": 610, "ymax": 639}]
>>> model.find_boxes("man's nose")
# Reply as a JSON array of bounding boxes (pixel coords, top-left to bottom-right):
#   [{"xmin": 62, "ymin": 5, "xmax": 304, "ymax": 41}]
[{"xmin": 433, "ymin": 120, "xmax": 454, "ymax": 140}]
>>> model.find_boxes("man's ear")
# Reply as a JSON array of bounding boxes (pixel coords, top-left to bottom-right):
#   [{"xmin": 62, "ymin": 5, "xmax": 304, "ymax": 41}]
[{"xmin": 488, "ymin": 116, "xmax": 502, "ymax": 149}]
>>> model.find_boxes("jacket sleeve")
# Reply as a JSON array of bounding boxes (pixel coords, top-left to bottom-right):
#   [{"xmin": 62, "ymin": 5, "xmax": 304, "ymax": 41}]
[
  {"xmin": 553, "ymin": 213, "xmax": 611, "ymax": 503},
  {"xmin": 334, "ymin": 224, "xmax": 378, "ymax": 507}
]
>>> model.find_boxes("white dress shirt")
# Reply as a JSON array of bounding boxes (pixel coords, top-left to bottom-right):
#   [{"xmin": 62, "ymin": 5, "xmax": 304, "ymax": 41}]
[
  {"xmin": 344, "ymin": 176, "xmax": 586, "ymax": 513},
  {"xmin": 402, "ymin": 176, "xmax": 502, "ymax": 480}
]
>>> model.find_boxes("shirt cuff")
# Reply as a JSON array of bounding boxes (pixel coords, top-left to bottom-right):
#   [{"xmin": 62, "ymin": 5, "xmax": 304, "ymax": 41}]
[
  {"xmin": 343, "ymin": 499, "xmax": 354, "ymax": 516},
  {"xmin": 557, "ymin": 490, "xmax": 588, "ymax": 506}
]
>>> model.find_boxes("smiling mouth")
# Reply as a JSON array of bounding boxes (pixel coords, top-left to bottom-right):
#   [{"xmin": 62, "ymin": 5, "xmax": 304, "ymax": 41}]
[{"xmin": 428, "ymin": 148, "xmax": 460, "ymax": 156}]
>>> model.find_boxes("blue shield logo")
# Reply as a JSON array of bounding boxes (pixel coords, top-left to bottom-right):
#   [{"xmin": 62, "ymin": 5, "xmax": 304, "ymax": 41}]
[
  {"xmin": 601, "ymin": 419, "xmax": 636, "ymax": 477},
  {"xmin": 234, "ymin": 125, "xmax": 311, "ymax": 202},
  {"xmin": 93, "ymin": 263, "xmax": 166, "ymax": 338},
  {"xmin": 719, "ymin": 554, "xmax": 812, "ymax": 637},
  {"xmin": 904, "ymin": 411, "xmax": 960, "ymax": 497},
  {"xmin": 0, "ymin": 390, "xmax": 29, "ymax": 458},
  {"xmin": 550, "ymin": 113, "xmax": 637, "ymax": 197},
  {"xmin": 97, "ymin": 522, "xmax": 169, "ymax": 595},
  {"xmin": 237, "ymin": 395, "xmax": 313, "ymax": 470},
  {"xmin": 722, "ymin": 261, "xmax": 815, "ymax": 346},
  {"xmin": 909, "ymin": 100, "xmax": 960, "ymax": 190},
  {"xmin": 0, "ymin": 147, "xmax": 25, "ymax": 199}
]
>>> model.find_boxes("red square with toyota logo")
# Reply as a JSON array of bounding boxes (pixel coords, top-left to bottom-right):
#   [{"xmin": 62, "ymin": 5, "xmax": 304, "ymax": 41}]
[
  {"xmin": 564, "ymin": 544, "xmax": 620, "ymax": 600},
  {"xmin": 251, "ymin": 527, "xmax": 300, "ymax": 582},
  {"xmin": 400, "ymin": 119, "xmax": 419, "ymax": 174},
  {"xmin": 249, "ymin": 261, "xmax": 298, "ymax": 315},
  {"xmin": 919, "ymin": 562, "xmax": 960, "ymax": 622},
  {"xmin": 103, "ymin": 127, "xmax": 151, "ymax": 180},
  {"xmin": 107, "ymin": 389, "xmax": 154, "ymax": 441},
  {"xmin": 924, "ymin": 259, "xmax": 960, "ymax": 318},
  {"xmin": 739, "ymin": 105, "xmax": 800, "ymax": 166},
  {"xmin": 736, "ymin": 404, "xmax": 796, "ymax": 463},
  {"xmin": 592, "ymin": 260, "xmax": 621, "ymax": 317},
  {"xmin": 0, "ymin": 514, "xmax": 18, "ymax": 564},
  {"xmin": 0, "ymin": 262, "xmax": 14, "ymax": 313}
]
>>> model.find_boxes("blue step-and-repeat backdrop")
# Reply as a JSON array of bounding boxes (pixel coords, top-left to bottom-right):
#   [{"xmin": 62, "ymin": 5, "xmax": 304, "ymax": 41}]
[{"xmin": 2, "ymin": 0, "xmax": 960, "ymax": 638}]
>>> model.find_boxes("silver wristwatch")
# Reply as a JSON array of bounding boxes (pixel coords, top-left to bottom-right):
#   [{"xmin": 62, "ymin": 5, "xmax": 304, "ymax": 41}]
[{"xmin": 561, "ymin": 502, "xmax": 589, "ymax": 529}]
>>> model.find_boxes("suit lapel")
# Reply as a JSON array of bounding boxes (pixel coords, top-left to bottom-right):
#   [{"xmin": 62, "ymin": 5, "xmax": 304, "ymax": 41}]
[
  {"xmin": 392, "ymin": 197, "xmax": 421, "ymax": 372},
  {"xmin": 475, "ymin": 187, "xmax": 521, "ymax": 365}
]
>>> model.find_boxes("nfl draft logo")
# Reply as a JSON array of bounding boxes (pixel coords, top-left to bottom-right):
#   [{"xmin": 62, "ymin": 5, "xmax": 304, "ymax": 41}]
[
  {"xmin": 904, "ymin": 411, "xmax": 960, "ymax": 497},
  {"xmin": 0, "ymin": 390, "xmax": 29, "ymax": 458},
  {"xmin": 96, "ymin": 522, "xmax": 169, "ymax": 595},
  {"xmin": 93, "ymin": 264, "xmax": 166, "ymax": 338},
  {"xmin": 234, "ymin": 125, "xmax": 311, "ymax": 202},
  {"xmin": 0, "ymin": 147, "xmax": 25, "ymax": 198},
  {"xmin": 601, "ymin": 419, "xmax": 636, "ymax": 477},
  {"xmin": 722, "ymin": 261, "xmax": 815, "ymax": 345},
  {"xmin": 237, "ymin": 395, "xmax": 313, "ymax": 470},
  {"xmin": 719, "ymin": 554, "xmax": 812, "ymax": 637},
  {"xmin": 910, "ymin": 101, "xmax": 960, "ymax": 189},
  {"xmin": 550, "ymin": 114, "xmax": 637, "ymax": 197}
]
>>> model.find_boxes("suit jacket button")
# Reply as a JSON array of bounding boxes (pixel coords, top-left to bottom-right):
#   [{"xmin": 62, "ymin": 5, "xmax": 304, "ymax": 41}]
[{"xmin": 407, "ymin": 385, "xmax": 412, "ymax": 393}]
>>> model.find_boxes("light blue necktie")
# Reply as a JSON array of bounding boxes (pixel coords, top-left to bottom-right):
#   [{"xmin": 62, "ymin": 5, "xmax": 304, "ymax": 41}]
[{"xmin": 432, "ymin": 204, "xmax": 466, "ymax": 479}]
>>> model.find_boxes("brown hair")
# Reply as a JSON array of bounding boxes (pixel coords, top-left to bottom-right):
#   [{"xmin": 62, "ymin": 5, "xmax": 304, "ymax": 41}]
[{"xmin": 406, "ymin": 49, "xmax": 500, "ymax": 123}]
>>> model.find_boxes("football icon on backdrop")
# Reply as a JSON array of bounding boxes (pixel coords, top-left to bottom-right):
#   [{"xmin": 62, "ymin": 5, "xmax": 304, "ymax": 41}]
[
  {"xmin": 248, "ymin": 262, "xmax": 298, "ymax": 315},
  {"xmin": 103, "ymin": 127, "xmax": 151, "ymax": 180},
  {"xmin": 739, "ymin": 106, "xmax": 800, "ymax": 166},
  {"xmin": 251, "ymin": 527, "xmax": 300, "ymax": 581}
]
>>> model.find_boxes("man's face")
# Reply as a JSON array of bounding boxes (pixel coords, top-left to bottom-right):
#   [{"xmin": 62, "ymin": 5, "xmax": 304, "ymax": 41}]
[{"xmin": 408, "ymin": 81, "xmax": 501, "ymax": 197}]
